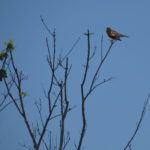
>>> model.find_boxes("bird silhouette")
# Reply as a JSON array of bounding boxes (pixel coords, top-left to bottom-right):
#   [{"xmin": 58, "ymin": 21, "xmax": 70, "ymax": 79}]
[{"xmin": 106, "ymin": 27, "xmax": 128, "ymax": 41}]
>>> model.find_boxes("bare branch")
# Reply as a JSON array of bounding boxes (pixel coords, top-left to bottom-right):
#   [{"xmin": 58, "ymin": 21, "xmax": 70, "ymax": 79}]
[
  {"xmin": 90, "ymin": 46, "xmax": 96, "ymax": 61},
  {"xmin": 19, "ymin": 142, "xmax": 33, "ymax": 150},
  {"xmin": 59, "ymin": 58, "xmax": 70, "ymax": 150},
  {"xmin": 63, "ymin": 132, "xmax": 70, "ymax": 150},
  {"xmin": 81, "ymin": 30, "xmax": 92, "ymax": 86},
  {"xmin": 3, "ymin": 51, "xmax": 38, "ymax": 149},
  {"xmin": 42, "ymin": 139, "xmax": 49, "ymax": 150},
  {"xmin": 61, "ymin": 37, "xmax": 80, "ymax": 63},
  {"xmin": 4, "ymin": 79, "xmax": 22, "ymax": 114},
  {"xmin": 100, "ymin": 35, "xmax": 103, "ymax": 61},
  {"xmin": 88, "ymin": 40, "xmax": 114, "ymax": 95},
  {"xmin": 35, "ymin": 99, "xmax": 44, "ymax": 127},
  {"xmin": 129, "ymin": 144, "xmax": 132, "ymax": 150},
  {"xmin": 0, "ymin": 92, "xmax": 9, "ymax": 107},
  {"xmin": 46, "ymin": 37, "xmax": 52, "ymax": 68},
  {"xmin": 123, "ymin": 94, "xmax": 150, "ymax": 150},
  {"xmin": 77, "ymin": 30, "xmax": 93, "ymax": 150},
  {"xmin": 40, "ymin": 15, "xmax": 53, "ymax": 36},
  {"xmin": 0, "ymin": 99, "xmax": 13, "ymax": 112},
  {"xmin": 85, "ymin": 77, "xmax": 113, "ymax": 99}
]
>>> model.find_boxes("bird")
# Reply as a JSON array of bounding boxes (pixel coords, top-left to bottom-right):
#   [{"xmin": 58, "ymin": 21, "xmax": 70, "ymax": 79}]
[{"xmin": 106, "ymin": 27, "xmax": 128, "ymax": 41}]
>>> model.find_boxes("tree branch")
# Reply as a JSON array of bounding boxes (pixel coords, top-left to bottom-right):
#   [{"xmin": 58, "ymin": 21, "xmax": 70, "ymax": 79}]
[
  {"xmin": 77, "ymin": 30, "xmax": 93, "ymax": 150},
  {"xmin": 123, "ymin": 94, "xmax": 150, "ymax": 150}
]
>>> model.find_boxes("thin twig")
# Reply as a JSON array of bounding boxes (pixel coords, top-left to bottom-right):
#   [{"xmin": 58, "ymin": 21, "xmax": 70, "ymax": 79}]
[
  {"xmin": 40, "ymin": 15, "xmax": 53, "ymax": 36},
  {"xmin": 62, "ymin": 37, "xmax": 80, "ymax": 62},
  {"xmin": 85, "ymin": 77, "xmax": 113, "ymax": 99},
  {"xmin": 0, "ymin": 100, "xmax": 13, "ymax": 112},
  {"xmin": 123, "ymin": 94, "xmax": 150, "ymax": 150},
  {"xmin": 101, "ymin": 35, "xmax": 103, "ymax": 61},
  {"xmin": 88, "ymin": 40, "xmax": 114, "ymax": 96}
]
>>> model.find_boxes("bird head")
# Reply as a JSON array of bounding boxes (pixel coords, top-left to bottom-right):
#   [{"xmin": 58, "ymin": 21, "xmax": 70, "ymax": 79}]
[{"xmin": 106, "ymin": 27, "xmax": 111, "ymax": 34}]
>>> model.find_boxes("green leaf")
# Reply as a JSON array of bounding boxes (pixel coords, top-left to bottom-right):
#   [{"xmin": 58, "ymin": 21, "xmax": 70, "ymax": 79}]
[
  {"xmin": 0, "ymin": 69, "xmax": 7, "ymax": 81},
  {"xmin": 6, "ymin": 40, "xmax": 14, "ymax": 52},
  {"xmin": 0, "ymin": 52, "xmax": 8, "ymax": 61}
]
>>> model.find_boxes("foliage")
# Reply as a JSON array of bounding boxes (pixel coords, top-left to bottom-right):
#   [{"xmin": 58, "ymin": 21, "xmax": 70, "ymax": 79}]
[
  {"xmin": 0, "ymin": 51, "xmax": 8, "ymax": 60},
  {"xmin": 0, "ymin": 40, "xmax": 14, "ymax": 81},
  {"xmin": 0, "ymin": 68, "xmax": 7, "ymax": 81}
]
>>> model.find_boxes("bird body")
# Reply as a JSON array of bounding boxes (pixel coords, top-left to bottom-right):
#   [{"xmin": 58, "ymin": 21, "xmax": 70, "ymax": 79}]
[{"xmin": 106, "ymin": 27, "xmax": 128, "ymax": 41}]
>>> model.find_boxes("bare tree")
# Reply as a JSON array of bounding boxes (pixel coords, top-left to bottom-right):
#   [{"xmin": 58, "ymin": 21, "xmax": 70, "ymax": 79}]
[
  {"xmin": 0, "ymin": 18, "xmax": 150, "ymax": 150},
  {"xmin": 0, "ymin": 31, "xmax": 73, "ymax": 150}
]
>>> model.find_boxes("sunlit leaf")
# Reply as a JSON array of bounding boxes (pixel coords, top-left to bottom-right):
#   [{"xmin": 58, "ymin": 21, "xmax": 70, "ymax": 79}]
[{"xmin": 6, "ymin": 40, "xmax": 15, "ymax": 52}]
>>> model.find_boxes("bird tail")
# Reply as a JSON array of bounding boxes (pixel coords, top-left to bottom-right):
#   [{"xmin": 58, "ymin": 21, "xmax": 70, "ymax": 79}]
[{"xmin": 119, "ymin": 34, "xmax": 128, "ymax": 38}]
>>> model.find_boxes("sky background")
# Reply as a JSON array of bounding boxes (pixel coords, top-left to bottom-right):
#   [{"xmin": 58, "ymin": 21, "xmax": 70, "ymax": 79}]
[{"xmin": 0, "ymin": 0, "xmax": 150, "ymax": 150}]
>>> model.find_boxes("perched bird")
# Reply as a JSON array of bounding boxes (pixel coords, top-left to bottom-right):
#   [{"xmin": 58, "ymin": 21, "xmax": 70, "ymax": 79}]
[{"xmin": 106, "ymin": 27, "xmax": 128, "ymax": 41}]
